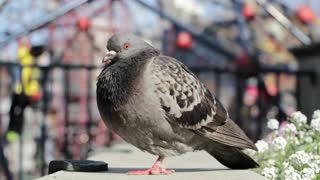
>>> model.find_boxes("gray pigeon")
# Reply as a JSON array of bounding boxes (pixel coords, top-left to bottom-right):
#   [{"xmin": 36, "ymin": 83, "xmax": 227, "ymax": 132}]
[{"xmin": 96, "ymin": 33, "xmax": 258, "ymax": 175}]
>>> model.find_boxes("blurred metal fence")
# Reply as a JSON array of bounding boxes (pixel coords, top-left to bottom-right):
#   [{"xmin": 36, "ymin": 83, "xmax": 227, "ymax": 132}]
[
  {"xmin": 290, "ymin": 43, "xmax": 320, "ymax": 120},
  {"xmin": 0, "ymin": 61, "xmax": 317, "ymax": 177}
]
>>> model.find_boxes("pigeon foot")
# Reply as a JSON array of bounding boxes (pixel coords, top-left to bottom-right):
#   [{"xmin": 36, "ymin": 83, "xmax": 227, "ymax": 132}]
[
  {"xmin": 128, "ymin": 156, "xmax": 174, "ymax": 175},
  {"xmin": 128, "ymin": 167, "xmax": 174, "ymax": 175}
]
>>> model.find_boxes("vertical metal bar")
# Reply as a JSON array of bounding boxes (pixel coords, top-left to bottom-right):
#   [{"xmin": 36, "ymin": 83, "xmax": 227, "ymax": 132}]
[
  {"xmin": 19, "ymin": 132, "xmax": 23, "ymax": 180},
  {"xmin": 0, "ymin": 139, "xmax": 13, "ymax": 180},
  {"xmin": 0, "ymin": 67, "xmax": 2, "ymax": 126},
  {"xmin": 235, "ymin": 73, "xmax": 243, "ymax": 127},
  {"xmin": 232, "ymin": 0, "xmax": 252, "ymax": 52},
  {"xmin": 214, "ymin": 71, "xmax": 221, "ymax": 99},
  {"xmin": 40, "ymin": 66, "xmax": 49, "ymax": 175},
  {"xmin": 18, "ymin": 65, "xmax": 23, "ymax": 180},
  {"xmin": 63, "ymin": 67, "xmax": 71, "ymax": 158},
  {"xmin": 296, "ymin": 72, "xmax": 301, "ymax": 112},
  {"xmin": 275, "ymin": 73, "xmax": 281, "ymax": 120},
  {"xmin": 86, "ymin": 67, "xmax": 93, "ymax": 156}
]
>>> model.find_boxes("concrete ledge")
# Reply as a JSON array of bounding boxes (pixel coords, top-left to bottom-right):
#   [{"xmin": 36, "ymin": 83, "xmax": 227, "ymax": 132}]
[{"xmin": 37, "ymin": 143, "xmax": 267, "ymax": 180}]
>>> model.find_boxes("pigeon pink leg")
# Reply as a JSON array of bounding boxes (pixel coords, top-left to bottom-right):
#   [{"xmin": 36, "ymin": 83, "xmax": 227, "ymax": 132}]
[{"xmin": 128, "ymin": 156, "xmax": 174, "ymax": 175}]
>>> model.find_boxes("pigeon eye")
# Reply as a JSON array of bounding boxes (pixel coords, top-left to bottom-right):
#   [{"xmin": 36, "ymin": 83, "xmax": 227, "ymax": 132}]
[{"xmin": 123, "ymin": 42, "xmax": 131, "ymax": 50}]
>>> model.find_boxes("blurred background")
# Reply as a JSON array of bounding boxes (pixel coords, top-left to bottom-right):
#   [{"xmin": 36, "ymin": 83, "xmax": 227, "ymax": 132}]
[{"xmin": 0, "ymin": 0, "xmax": 320, "ymax": 179}]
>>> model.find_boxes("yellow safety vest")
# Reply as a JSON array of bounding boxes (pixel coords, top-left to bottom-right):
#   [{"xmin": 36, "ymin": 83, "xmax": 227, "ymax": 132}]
[{"xmin": 15, "ymin": 47, "xmax": 40, "ymax": 96}]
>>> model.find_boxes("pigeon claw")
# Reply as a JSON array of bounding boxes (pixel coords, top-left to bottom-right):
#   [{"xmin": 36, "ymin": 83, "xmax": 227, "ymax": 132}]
[{"xmin": 128, "ymin": 167, "xmax": 174, "ymax": 175}]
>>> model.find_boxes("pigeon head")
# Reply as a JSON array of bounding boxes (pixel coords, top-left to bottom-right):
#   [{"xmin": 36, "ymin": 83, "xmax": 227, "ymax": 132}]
[{"xmin": 103, "ymin": 33, "xmax": 155, "ymax": 65}]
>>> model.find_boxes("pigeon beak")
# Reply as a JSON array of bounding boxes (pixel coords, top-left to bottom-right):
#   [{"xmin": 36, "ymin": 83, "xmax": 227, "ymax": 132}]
[{"xmin": 102, "ymin": 50, "xmax": 117, "ymax": 65}]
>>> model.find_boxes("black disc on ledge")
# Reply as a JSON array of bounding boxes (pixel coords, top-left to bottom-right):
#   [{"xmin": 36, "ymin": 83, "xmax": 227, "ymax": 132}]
[{"xmin": 48, "ymin": 160, "xmax": 108, "ymax": 174}]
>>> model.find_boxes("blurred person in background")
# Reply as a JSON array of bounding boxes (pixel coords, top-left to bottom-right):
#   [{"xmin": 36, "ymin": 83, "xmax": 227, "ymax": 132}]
[
  {"xmin": 6, "ymin": 38, "xmax": 42, "ymax": 141},
  {"xmin": 4, "ymin": 37, "xmax": 47, "ymax": 178}
]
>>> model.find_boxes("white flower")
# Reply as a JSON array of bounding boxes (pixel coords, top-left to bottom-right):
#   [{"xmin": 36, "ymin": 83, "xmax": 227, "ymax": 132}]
[
  {"xmin": 272, "ymin": 137, "xmax": 287, "ymax": 150},
  {"xmin": 284, "ymin": 166, "xmax": 295, "ymax": 175},
  {"xmin": 307, "ymin": 130, "xmax": 315, "ymax": 136},
  {"xmin": 301, "ymin": 178, "xmax": 310, "ymax": 180},
  {"xmin": 310, "ymin": 118, "xmax": 320, "ymax": 131},
  {"xmin": 255, "ymin": 140, "xmax": 269, "ymax": 152},
  {"xmin": 267, "ymin": 159, "xmax": 276, "ymax": 166},
  {"xmin": 284, "ymin": 166, "xmax": 301, "ymax": 180},
  {"xmin": 288, "ymin": 137, "xmax": 300, "ymax": 145},
  {"xmin": 289, "ymin": 151, "xmax": 310, "ymax": 168},
  {"xmin": 290, "ymin": 111, "xmax": 307, "ymax": 126},
  {"xmin": 285, "ymin": 123, "xmax": 297, "ymax": 134},
  {"xmin": 283, "ymin": 161, "xmax": 289, "ymax": 168},
  {"xmin": 301, "ymin": 168, "xmax": 315, "ymax": 179},
  {"xmin": 284, "ymin": 172, "xmax": 301, "ymax": 180},
  {"xmin": 245, "ymin": 149, "xmax": 256, "ymax": 155},
  {"xmin": 305, "ymin": 136, "xmax": 313, "ymax": 143},
  {"xmin": 314, "ymin": 155, "xmax": 320, "ymax": 165},
  {"xmin": 267, "ymin": 118, "xmax": 279, "ymax": 130},
  {"xmin": 261, "ymin": 167, "xmax": 277, "ymax": 179},
  {"xmin": 312, "ymin": 109, "xmax": 320, "ymax": 119},
  {"xmin": 309, "ymin": 163, "xmax": 320, "ymax": 174},
  {"xmin": 298, "ymin": 131, "xmax": 305, "ymax": 138}
]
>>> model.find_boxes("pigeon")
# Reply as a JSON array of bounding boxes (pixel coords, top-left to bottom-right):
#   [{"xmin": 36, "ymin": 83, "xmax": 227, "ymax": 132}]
[{"xmin": 96, "ymin": 33, "xmax": 259, "ymax": 175}]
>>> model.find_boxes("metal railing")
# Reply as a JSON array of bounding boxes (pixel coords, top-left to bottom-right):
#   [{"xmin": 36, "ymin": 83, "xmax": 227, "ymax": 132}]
[{"xmin": 0, "ymin": 61, "xmax": 317, "ymax": 178}]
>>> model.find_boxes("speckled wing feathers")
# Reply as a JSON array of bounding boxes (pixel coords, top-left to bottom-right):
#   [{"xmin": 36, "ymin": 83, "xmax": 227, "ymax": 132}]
[
  {"xmin": 151, "ymin": 56, "xmax": 219, "ymax": 129},
  {"xmin": 151, "ymin": 55, "xmax": 256, "ymax": 150}
]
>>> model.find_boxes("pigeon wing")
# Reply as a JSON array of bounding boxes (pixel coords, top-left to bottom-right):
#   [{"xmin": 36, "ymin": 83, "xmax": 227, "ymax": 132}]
[{"xmin": 150, "ymin": 55, "xmax": 256, "ymax": 150}]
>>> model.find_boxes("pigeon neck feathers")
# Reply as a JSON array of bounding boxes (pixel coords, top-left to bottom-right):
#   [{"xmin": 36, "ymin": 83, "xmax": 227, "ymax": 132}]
[{"xmin": 97, "ymin": 48, "xmax": 159, "ymax": 107}]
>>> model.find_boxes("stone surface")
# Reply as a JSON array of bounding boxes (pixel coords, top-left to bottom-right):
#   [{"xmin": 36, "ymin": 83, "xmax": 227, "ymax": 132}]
[{"xmin": 37, "ymin": 143, "xmax": 267, "ymax": 180}]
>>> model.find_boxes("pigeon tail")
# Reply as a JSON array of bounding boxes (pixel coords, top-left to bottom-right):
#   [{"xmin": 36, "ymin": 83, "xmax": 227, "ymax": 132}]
[
  {"xmin": 207, "ymin": 118, "xmax": 258, "ymax": 150},
  {"xmin": 206, "ymin": 143, "xmax": 259, "ymax": 169}
]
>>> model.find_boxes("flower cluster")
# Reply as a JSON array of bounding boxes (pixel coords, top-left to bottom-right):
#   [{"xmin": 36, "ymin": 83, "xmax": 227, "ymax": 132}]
[
  {"xmin": 267, "ymin": 118, "xmax": 279, "ymax": 130},
  {"xmin": 272, "ymin": 137, "xmax": 287, "ymax": 150},
  {"xmin": 312, "ymin": 110, "xmax": 320, "ymax": 119},
  {"xmin": 310, "ymin": 118, "xmax": 320, "ymax": 132},
  {"xmin": 285, "ymin": 123, "xmax": 297, "ymax": 134},
  {"xmin": 289, "ymin": 111, "xmax": 307, "ymax": 126},
  {"xmin": 255, "ymin": 140, "xmax": 269, "ymax": 153},
  {"xmin": 311, "ymin": 110, "xmax": 320, "ymax": 132},
  {"xmin": 261, "ymin": 166, "xmax": 277, "ymax": 179},
  {"xmin": 283, "ymin": 166, "xmax": 301, "ymax": 180},
  {"xmin": 288, "ymin": 151, "xmax": 310, "ymax": 169},
  {"xmin": 249, "ymin": 111, "xmax": 320, "ymax": 180}
]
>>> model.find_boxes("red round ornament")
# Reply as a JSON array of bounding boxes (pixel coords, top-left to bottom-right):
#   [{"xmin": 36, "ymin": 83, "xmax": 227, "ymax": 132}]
[
  {"xmin": 242, "ymin": 3, "xmax": 255, "ymax": 20},
  {"xmin": 297, "ymin": 5, "xmax": 316, "ymax": 24},
  {"xmin": 77, "ymin": 17, "xmax": 90, "ymax": 31},
  {"xmin": 176, "ymin": 31, "xmax": 193, "ymax": 50}
]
